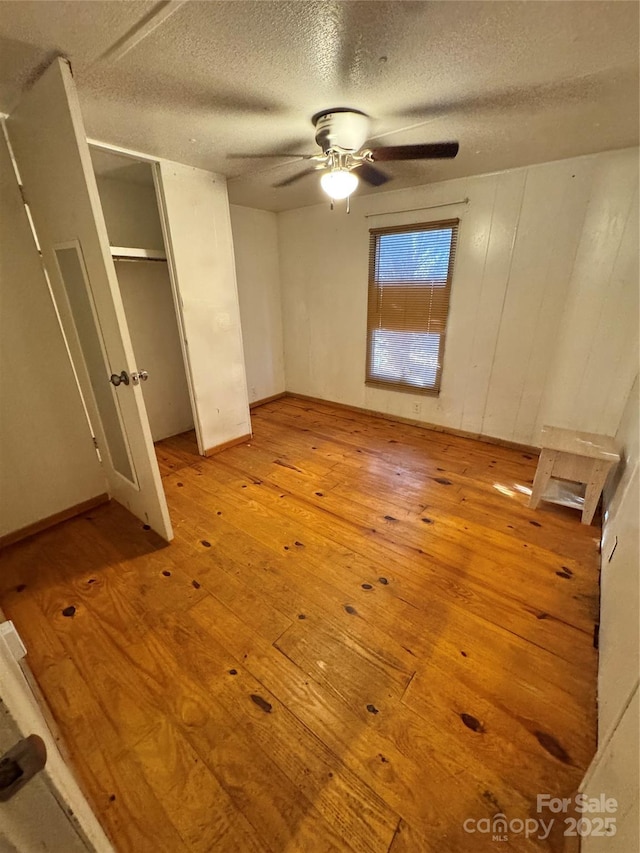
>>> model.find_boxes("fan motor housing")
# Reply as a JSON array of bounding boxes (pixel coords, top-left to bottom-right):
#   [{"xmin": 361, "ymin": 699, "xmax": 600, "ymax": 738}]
[{"xmin": 312, "ymin": 108, "xmax": 370, "ymax": 153}]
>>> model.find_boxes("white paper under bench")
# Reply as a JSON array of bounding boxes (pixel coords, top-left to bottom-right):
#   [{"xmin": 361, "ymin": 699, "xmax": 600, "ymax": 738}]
[{"xmin": 156, "ymin": 162, "xmax": 250, "ymax": 453}]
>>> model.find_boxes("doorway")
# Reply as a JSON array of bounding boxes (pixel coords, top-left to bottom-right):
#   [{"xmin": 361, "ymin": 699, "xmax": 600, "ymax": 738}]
[{"xmin": 88, "ymin": 147, "xmax": 199, "ymax": 464}]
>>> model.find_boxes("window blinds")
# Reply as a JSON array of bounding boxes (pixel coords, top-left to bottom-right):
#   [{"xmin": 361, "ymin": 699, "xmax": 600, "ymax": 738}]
[{"xmin": 366, "ymin": 219, "xmax": 459, "ymax": 395}]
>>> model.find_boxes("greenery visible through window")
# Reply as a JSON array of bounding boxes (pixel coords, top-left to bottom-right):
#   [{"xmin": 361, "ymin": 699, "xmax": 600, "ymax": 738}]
[{"xmin": 366, "ymin": 219, "xmax": 459, "ymax": 395}]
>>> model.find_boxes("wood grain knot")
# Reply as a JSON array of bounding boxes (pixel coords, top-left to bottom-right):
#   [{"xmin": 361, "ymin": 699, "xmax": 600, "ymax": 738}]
[
  {"xmin": 250, "ymin": 695, "xmax": 273, "ymax": 714},
  {"xmin": 460, "ymin": 713, "xmax": 484, "ymax": 732},
  {"xmin": 534, "ymin": 731, "xmax": 571, "ymax": 764}
]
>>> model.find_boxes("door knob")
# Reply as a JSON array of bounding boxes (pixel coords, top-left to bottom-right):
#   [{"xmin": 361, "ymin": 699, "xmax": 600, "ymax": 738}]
[
  {"xmin": 109, "ymin": 371, "xmax": 130, "ymax": 387},
  {"xmin": 131, "ymin": 370, "xmax": 149, "ymax": 385},
  {"xmin": 0, "ymin": 735, "xmax": 47, "ymax": 802}
]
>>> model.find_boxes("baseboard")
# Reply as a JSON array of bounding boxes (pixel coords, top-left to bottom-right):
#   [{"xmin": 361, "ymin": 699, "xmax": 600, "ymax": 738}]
[
  {"xmin": 284, "ymin": 392, "xmax": 540, "ymax": 456},
  {"xmin": 0, "ymin": 493, "xmax": 111, "ymax": 550},
  {"xmin": 249, "ymin": 392, "xmax": 287, "ymax": 409},
  {"xmin": 204, "ymin": 433, "xmax": 252, "ymax": 457}
]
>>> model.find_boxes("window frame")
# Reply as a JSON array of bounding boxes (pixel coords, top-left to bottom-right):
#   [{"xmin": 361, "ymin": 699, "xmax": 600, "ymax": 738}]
[{"xmin": 365, "ymin": 218, "xmax": 459, "ymax": 397}]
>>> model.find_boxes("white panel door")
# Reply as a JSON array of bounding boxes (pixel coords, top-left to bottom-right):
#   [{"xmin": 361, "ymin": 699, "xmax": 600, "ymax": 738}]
[
  {"xmin": 581, "ymin": 686, "xmax": 639, "ymax": 853},
  {"xmin": 154, "ymin": 161, "xmax": 251, "ymax": 455},
  {"xmin": 0, "ymin": 624, "xmax": 114, "ymax": 851},
  {"xmin": 6, "ymin": 58, "xmax": 172, "ymax": 540}
]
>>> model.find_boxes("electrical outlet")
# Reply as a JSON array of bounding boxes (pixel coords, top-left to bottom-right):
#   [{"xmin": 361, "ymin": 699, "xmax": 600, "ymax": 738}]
[{"xmin": 412, "ymin": 402, "xmax": 421, "ymax": 416}]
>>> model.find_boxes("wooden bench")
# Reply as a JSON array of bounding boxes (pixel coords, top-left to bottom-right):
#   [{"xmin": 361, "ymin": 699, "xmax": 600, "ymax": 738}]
[{"xmin": 529, "ymin": 426, "xmax": 620, "ymax": 525}]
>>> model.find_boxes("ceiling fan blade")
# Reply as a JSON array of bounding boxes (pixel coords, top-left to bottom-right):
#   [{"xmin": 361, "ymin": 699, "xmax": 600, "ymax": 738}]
[
  {"xmin": 390, "ymin": 66, "xmax": 635, "ymax": 122},
  {"xmin": 229, "ymin": 152, "xmax": 317, "ymax": 159},
  {"xmin": 273, "ymin": 167, "xmax": 320, "ymax": 188},
  {"xmin": 355, "ymin": 161, "xmax": 391, "ymax": 187},
  {"xmin": 369, "ymin": 142, "xmax": 459, "ymax": 161}
]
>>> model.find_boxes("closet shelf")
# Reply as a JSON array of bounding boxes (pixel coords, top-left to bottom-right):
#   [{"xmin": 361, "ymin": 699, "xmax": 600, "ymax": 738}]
[{"xmin": 110, "ymin": 246, "xmax": 166, "ymax": 262}]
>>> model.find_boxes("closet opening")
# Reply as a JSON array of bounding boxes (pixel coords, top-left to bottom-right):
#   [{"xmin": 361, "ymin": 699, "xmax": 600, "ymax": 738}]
[{"xmin": 89, "ymin": 146, "xmax": 199, "ymax": 464}]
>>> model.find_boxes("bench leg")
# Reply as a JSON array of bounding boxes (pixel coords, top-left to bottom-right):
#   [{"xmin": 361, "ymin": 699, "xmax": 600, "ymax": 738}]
[
  {"xmin": 529, "ymin": 450, "xmax": 556, "ymax": 509},
  {"xmin": 582, "ymin": 460, "xmax": 608, "ymax": 525}
]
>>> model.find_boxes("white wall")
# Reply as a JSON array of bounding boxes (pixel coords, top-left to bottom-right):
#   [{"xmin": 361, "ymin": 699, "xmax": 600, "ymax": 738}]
[
  {"xmin": 115, "ymin": 260, "xmax": 194, "ymax": 441},
  {"xmin": 598, "ymin": 375, "xmax": 639, "ymax": 742},
  {"xmin": 0, "ymin": 132, "xmax": 105, "ymax": 539},
  {"xmin": 230, "ymin": 205, "xmax": 285, "ymax": 404},
  {"xmin": 539, "ymin": 159, "xmax": 639, "ymax": 437},
  {"xmin": 95, "ymin": 173, "xmax": 164, "ymax": 250},
  {"xmin": 603, "ymin": 374, "xmax": 639, "ymax": 533},
  {"xmin": 581, "ymin": 375, "xmax": 639, "ymax": 853},
  {"xmin": 96, "ymin": 175, "xmax": 194, "ymax": 442},
  {"xmin": 278, "ymin": 147, "xmax": 638, "ymax": 446}
]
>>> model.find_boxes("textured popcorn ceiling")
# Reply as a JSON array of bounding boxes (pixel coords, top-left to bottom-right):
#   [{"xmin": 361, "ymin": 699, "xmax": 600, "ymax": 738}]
[{"xmin": 0, "ymin": 0, "xmax": 638, "ymax": 211}]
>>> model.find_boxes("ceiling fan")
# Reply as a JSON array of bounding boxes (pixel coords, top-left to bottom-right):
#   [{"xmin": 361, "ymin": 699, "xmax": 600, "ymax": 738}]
[{"xmin": 267, "ymin": 108, "xmax": 459, "ymax": 201}]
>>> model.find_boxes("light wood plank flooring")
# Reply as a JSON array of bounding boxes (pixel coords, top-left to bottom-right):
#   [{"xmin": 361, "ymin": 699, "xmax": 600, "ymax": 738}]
[{"xmin": 0, "ymin": 397, "xmax": 600, "ymax": 852}]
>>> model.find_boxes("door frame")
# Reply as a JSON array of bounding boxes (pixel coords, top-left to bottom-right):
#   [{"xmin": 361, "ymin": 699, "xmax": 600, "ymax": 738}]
[{"xmin": 88, "ymin": 139, "xmax": 205, "ymax": 456}]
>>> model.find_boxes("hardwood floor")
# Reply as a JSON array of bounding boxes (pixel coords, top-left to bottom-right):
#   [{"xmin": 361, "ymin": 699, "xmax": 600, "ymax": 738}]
[{"xmin": 0, "ymin": 397, "xmax": 600, "ymax": 852}]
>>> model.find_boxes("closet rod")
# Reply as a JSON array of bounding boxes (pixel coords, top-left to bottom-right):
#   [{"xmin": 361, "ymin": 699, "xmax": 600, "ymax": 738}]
[
  {"xmin": 112, "ymin": 256, "xmax": 167, "ymax": 263},
  {"xmin": 110, "ymin": 246, "xmax": 166, "ymax": 261},
  {"xmin": 364, "ymin": 198, "xmax": 469, "ymax": 218}
]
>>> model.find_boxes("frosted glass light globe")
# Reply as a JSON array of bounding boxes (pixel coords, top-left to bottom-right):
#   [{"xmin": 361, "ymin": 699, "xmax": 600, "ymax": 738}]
[{"xmin": 320, "ymin": 169, "xmax": 359, "ymax": 200}]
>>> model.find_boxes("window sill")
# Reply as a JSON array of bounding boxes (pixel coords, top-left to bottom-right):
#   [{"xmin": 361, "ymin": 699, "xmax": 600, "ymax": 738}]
[{"xmin": 365, "ymin": 379, "xmax": 440, "ymax": 397}]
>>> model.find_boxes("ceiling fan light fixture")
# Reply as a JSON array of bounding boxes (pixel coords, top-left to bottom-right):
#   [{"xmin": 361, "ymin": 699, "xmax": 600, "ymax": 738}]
[{"xmin": 320, "ymin": 168, "xmax": 359, "ymax": 200}]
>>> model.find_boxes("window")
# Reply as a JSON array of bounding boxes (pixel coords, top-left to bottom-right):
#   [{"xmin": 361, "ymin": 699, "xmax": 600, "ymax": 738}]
[{"xmin": 366, "ymin": 219, "xmax": 458, "ymax": 395}]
